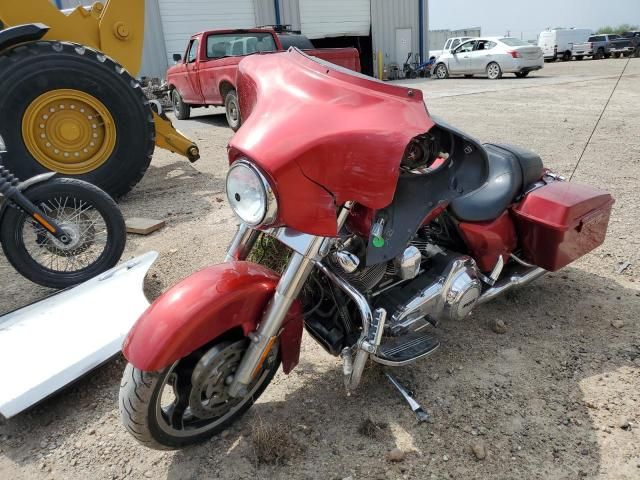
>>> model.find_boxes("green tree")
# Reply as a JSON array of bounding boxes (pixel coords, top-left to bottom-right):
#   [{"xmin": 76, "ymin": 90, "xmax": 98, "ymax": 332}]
[{"xmin": 596, "ymin": 24, "xmax": 639, "ymax": 34}]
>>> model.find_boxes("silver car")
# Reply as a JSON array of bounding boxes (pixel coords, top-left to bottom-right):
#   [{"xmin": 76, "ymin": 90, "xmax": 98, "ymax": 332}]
[{"xmin": 434, "ymin": 37, "xmax": 544, "ymax": 80}]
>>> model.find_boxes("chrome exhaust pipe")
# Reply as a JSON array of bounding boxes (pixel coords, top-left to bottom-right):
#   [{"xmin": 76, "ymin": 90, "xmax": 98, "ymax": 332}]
[{"xmin": 478, "ymin": 267, "xmax": 547, "ymax": 304}]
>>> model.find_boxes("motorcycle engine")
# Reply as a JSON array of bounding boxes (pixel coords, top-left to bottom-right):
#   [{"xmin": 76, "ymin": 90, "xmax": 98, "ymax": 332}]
[{"xmin": 373, "ymin": 248, "xmax": 482, "ymax": 332}]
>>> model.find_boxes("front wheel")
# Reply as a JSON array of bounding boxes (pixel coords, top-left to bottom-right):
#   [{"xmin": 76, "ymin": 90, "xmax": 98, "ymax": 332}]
[
  {"xmin": 119, "ymin": 338, "xmax": 280, "ymax": 450},
  {"xmin": 0, "ymin": 178, "xmax": 125, "ymax": 288},
  {"xmin": 486, "ymin": 62, "xmax": 503, "ymax": 80},
  {"xmin": 434, "ymin": 63, "xmax": 449, "ymax": 79},
  {"xmin": 224, "ymin": 89, "xmax": 242, "ymax": 131},
  {"xmin": 172, "ymin": 89, "xmax": 191, "ymax": 120}
]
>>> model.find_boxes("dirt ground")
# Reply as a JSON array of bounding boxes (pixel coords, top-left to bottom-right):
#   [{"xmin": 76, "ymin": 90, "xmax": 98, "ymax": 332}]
[{"xmin": 1, "ymin": 59, "xmax": 639, "ymax": 480}]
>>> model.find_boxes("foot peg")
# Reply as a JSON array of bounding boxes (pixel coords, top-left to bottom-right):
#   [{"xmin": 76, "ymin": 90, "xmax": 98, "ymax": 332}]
[
  {"xmin": 372, "ymin": 322, "xmax": 440, "ymax": 366},
  {"xmin": 385, "ymin": 373, "xmax": 430, "ymax": 422}
]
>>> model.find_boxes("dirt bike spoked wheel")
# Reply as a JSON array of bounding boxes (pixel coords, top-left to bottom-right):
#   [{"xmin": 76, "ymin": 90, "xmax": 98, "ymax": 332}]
[
  {"xmin": 119, "ymin": 338, "xmax": 280, "ymax": 450},
  {"xmin": 0, "ymin": 178, "xmax": 125, "ymax": 289},
  {"xmin": 0, "ymin": 41, "xmax": 155, "ymax": 198}
]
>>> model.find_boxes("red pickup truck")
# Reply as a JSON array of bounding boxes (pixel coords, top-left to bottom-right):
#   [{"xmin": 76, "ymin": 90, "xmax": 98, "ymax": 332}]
[{"xmin": 167, "ymin": 28, "xmax": 361, "ymax": 130}]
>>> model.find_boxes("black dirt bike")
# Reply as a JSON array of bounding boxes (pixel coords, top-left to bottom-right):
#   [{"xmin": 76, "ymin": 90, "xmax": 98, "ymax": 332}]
[{"xmin": 0, "ymin": 157, "xmax": 126, "ymax": 289}]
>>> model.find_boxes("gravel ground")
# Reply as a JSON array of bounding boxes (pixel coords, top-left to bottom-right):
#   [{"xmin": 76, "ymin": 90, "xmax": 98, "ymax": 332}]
[{"xmin": 1, "ymin": 59, "xmax": 639, "ymax": 480}]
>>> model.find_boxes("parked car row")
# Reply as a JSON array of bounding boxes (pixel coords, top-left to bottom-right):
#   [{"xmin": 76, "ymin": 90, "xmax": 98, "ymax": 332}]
[
  {"xmin": 539, "ymin": 28, "xmax": 639, "ymax": 62},
  {"xmin": 433, "ymin": 37, "xmax": 544, "ymax": 80},
  {"xmin": 572, "ymin": 33, "xmax": 640, "ymax": 60}
]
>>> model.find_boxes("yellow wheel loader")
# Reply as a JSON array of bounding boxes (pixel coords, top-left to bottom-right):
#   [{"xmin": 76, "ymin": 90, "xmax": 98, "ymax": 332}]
[{"xmin": 0, "ymin": 0, "xmax": 200, "ymax": 197}]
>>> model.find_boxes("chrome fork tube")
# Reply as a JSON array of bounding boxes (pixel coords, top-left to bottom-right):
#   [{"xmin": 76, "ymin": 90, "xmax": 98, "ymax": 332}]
[
  {"xmin": 228, "ymin": 202, "xmax": 354, "ymax": 397},
  {"xmin": 225, "ymin": 223, "xmax": 260, "ymax": 262}
]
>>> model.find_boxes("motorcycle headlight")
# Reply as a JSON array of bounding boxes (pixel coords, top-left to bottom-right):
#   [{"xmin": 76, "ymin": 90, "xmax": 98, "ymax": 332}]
[{"xmin": 226, "ymin": 160, "xmax": 278, "ymax": 227}]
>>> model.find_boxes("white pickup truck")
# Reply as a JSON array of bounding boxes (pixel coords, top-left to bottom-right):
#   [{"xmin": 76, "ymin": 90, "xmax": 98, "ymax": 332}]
[{"xmin": 429, "ymin": 36, "xmax": 475, "ymax": 59}]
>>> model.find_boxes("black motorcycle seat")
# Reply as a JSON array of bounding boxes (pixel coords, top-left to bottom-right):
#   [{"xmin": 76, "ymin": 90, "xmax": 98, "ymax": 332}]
[{"xmin": 449, "ymin": 144, "xmax": 542, "ymax": 223}]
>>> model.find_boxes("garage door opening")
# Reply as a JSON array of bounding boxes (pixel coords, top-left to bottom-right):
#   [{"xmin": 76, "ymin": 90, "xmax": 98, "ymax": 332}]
[{"xmin": 310, "ymin": 34, "xmax": 374, "ymax": 76}]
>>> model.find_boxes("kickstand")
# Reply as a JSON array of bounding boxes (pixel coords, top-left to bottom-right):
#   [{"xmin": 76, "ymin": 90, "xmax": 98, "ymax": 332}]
[{"xmin": 385, "ymin": 372, "xmax": 430, "ymax": 423}]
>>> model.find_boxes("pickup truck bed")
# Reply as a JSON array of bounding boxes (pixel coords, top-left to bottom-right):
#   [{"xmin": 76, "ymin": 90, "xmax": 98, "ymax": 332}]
[{"xmin": 167, "ymin": 28, "xmax": 361, "ymax": 130}]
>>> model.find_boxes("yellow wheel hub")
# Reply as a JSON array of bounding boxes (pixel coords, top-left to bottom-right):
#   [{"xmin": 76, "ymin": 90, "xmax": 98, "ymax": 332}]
[{"xmin": 22, "ymin": 89, "xmax": 116, "ymax": 175}]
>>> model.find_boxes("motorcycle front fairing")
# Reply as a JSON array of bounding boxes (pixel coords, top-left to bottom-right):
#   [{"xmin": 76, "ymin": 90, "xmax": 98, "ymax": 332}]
[{"xmin": 229, "ymin": 48, "xmax": 436, "ymax": 237}]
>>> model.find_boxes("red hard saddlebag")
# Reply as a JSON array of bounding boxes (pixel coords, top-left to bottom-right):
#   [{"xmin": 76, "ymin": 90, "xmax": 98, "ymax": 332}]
[{"xmin": 512, "ymin": 182, "xmax": 614, "ymax": 271}]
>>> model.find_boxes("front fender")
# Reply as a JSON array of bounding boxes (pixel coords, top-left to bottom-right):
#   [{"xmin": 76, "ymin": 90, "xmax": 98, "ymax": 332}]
[{"xmin": 122, "ymin": 261, "xmax": 303, "ymax": 373}]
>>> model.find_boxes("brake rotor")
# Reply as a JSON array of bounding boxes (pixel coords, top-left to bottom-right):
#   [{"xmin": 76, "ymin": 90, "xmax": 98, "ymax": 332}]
[{"xmin": 188, "ymin": 340, "xmax": 248, "ymax": 419}]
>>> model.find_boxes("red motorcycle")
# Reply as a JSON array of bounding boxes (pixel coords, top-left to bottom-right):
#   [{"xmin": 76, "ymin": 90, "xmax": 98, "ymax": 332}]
[{"xmin": 118, "ymin": 49, "xmax": 614, "ymax": 449}]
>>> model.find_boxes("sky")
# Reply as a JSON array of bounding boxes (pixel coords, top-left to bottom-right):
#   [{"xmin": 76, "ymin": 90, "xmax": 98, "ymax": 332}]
[{"xmin": 429, "ymin": 0, "xmax": 640, "ymax": 40}]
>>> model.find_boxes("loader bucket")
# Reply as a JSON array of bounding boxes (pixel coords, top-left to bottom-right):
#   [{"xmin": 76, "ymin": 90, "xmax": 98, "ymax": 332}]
[{"xmin": 0, "ymin": 251, "xmax": 157, "ymax": 418}]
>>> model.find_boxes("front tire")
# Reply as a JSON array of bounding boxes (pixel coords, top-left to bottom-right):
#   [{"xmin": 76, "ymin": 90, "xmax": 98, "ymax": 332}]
[
  {"xmin": 224, "ymin": 89, "xmax": 241, "ymax": 131},
  {"xmin": 562, "ymin": 51, "xmax": 572, "ymax": 61},
  {"xmin": 172, "ymin": 89, "xmax": 191, "ymax": 120},
  {"xmin": 0, "ymin": 41, "xmax": 154, "ymax": 198},
  {"xmin": 486, "ymin": 62, "xmax": 503, "ymax": 80},
  {"xmin": 119, "ymin": 338, "xmax": 280, "ymax": 450},
  {"xmin": 434, "ymin": 63, "xmax": 449, "ymax": 79},
  {"xmin": 0, "ymin": 178, "xmax": 125, "ymax": 288}
]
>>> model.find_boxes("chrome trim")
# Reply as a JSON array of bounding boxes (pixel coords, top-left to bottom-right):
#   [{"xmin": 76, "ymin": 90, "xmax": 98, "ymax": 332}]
[
  {"xmin": 313, "ymin": 260, "xmax": 372, "ymax": 337},
  {"xmin": 262, "ymin": 201, "xmax": 354, "ymax": 260},
  {"xmin": 510, "ymin": 253, "xmax": 537, "ymax": 269},
  {"xmin": 371, "ymin": 343, "xmax": 440, "ymax": 367},
  {"xmin": 332, "ymin": 250, "xmax": 360, "ymax": 273},
  {"xmin": 395, "ymin": 246, "xmax": 422, "ymax": 280},
  {"xmin": 227, "ymin": 159, "xmax": 278, "ymax": 227},
  {"xmin": 262, "ymin": 227, "xmax": 322, "ymax": 259},
  {"xmin": 489, "ymin": 255, "xmax": 504, "ymax": 283},
  {"xmin": 478, "ymin": 267, "xmax": 546, "ymax": 304}
]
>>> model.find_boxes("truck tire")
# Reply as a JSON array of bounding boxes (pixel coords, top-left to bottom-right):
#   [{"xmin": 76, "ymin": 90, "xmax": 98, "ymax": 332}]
[
  {"xmin": 594, "ymin": 49, "xmax": 604, "ymax": 60},
  {"xmin": 575, "ymin": 56, "xmax": 584, "ymax": 61},
  {"xmin": 0, "ymin": 41, "xmax": 154, "ymax": 199},
  {"xmin": 562, "ymin": 51, "xmax": 572, "ymax": 61},
  {"xmin": 171, "ymin": 89, "xmax": 191, "ymax": 120},
  {"xmin": 224, "ymin": 89, "xmax": 241, "ymax": 131}
]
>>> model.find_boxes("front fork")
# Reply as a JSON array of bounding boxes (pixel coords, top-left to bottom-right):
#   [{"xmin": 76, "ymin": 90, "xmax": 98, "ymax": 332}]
[{"xmin": 226, "ymin": 204, "xmax": 353, "ymax": 398}]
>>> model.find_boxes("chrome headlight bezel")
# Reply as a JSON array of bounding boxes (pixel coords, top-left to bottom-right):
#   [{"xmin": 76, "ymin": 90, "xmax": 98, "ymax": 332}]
[{"xmin": 226, "ymin": 159, "xmax": 278, "ymax": 227}]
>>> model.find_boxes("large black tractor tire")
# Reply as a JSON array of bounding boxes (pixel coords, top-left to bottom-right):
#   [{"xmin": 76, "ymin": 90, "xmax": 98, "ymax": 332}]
[{"xmin": 0, "ymin": 41, "xmax": 155, "ymax": 198}]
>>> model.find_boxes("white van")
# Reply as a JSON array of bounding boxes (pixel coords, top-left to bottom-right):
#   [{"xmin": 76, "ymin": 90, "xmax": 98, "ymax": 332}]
[{"xmin": 538, "ymin": 28, "xmax": 592, "ymax": 61}]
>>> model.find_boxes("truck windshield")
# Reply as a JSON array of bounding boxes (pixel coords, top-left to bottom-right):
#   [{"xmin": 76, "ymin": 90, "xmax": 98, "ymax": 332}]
[{"xmin": 206, "ymin": 33, "xmax": 277, "ymax": 58}]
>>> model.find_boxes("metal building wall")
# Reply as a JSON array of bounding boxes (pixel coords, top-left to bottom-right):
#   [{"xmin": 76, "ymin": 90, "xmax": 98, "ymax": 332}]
[
  {"xmin": 57, "ymin": 0, "xmax": 169, "ymax": 79},
  {"xmin": 371, "ymin": 0, "xmax": 429, "ymax": 75},
  {"xmin": 253, "ymin": 0, "xmax": 301, "ymax": 30}
]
